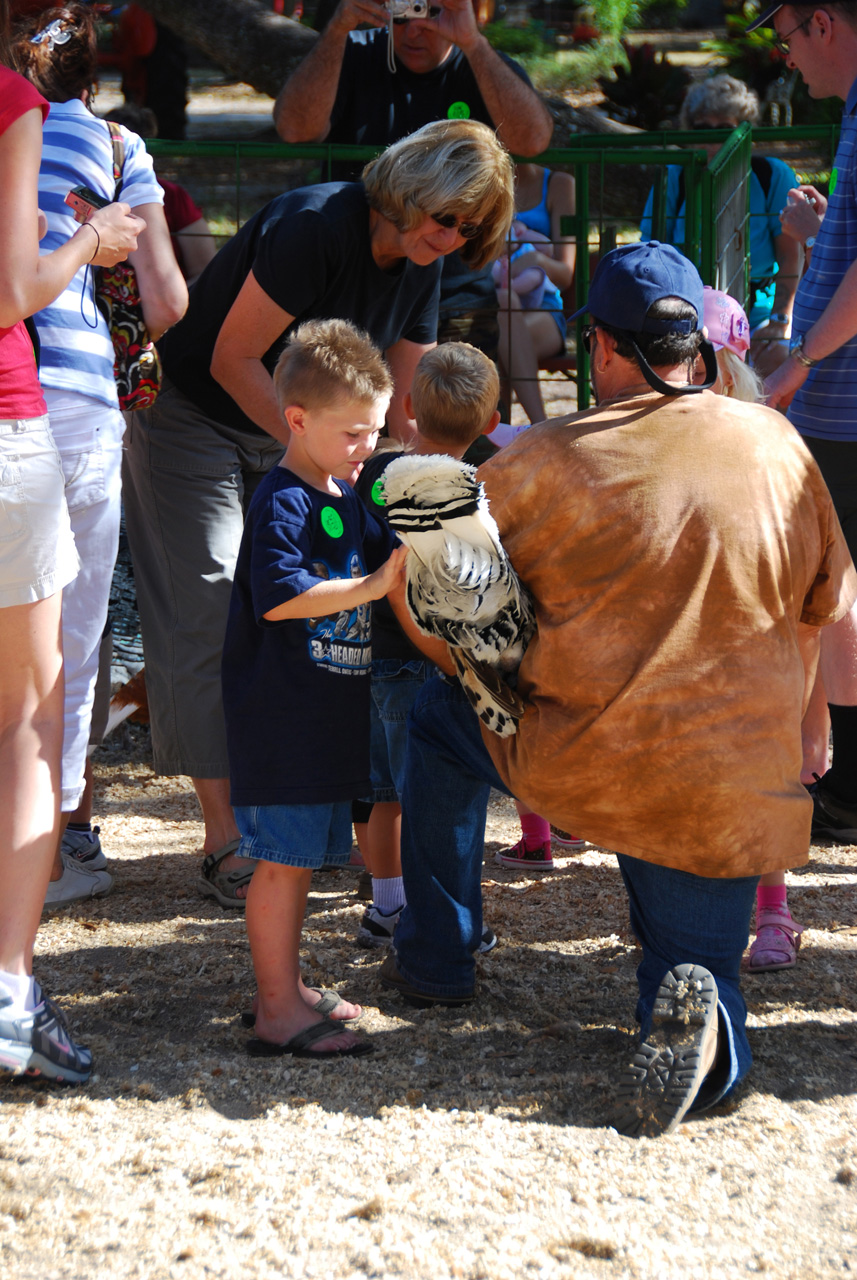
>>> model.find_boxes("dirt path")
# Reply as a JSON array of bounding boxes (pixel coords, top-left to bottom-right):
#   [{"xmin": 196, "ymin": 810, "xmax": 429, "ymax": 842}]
[{"xmin": 2, "ymin": 723, "xmax": 855, "ymax": 1280}]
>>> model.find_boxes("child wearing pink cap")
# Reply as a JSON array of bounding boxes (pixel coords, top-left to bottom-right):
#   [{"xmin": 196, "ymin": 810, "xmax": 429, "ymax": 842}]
[
  {"xmin": 703, "ymin": 287, "xmax": 804, "ymax": 973},
  {"xmin": 702, "ymin": 287, "xmax": 765, "ymax": 402}
]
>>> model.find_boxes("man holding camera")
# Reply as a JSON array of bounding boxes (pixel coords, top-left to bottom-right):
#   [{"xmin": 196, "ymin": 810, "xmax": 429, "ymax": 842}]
[{"xmin": 273, "ymin": 0, "xmax": 553, "ymax": 429}]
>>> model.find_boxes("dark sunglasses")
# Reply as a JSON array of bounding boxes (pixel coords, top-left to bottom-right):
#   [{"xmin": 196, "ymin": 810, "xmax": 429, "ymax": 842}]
[
  {"xmin": 580, "ymin": 323, "xmax": 597, "ymax": 353},
  {"xmin": 429, "ymin": 211, "xmax": 482, "ymax": 239},
  {"xmin": 392, "ymin": 6, "xmax": 442, "ymax": 23}
]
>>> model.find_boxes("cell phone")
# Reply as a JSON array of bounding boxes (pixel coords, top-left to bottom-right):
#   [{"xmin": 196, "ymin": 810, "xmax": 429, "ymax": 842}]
[{"xmin": 65, "ymin": 185, "xmax": 109, "ymax": 223}]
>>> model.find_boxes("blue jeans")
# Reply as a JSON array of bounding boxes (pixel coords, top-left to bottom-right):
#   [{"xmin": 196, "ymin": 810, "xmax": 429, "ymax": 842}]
[
  {"xmin": 369, "ymin": 658, "xmax": 430, "ymax": 802},
  {"xmin": 616, "ymin": 855, "xmax": 758, "ymax": 1107},
  {"xmin": 396, "ymin": 674, "xmax": 757, "ymax": 1100}
]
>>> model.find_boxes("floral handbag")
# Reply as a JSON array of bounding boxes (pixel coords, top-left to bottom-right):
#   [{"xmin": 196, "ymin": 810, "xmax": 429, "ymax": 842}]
[{"xmin": 95, "ymin": 122, "xmax": 162, "ymax": 412}]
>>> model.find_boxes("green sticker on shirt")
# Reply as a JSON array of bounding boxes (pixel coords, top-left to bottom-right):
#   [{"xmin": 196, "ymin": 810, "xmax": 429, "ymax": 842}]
[
  {"xmin": 321, "ymin": 506, "xmax": 344, "ymax": 538},
  {"xmin": 371, "ymin": 479, "xmax": 386, "ymax": 506},
  {"xmin": 448, "ymin": 101, "xmax": 471, "ymax": 120},
  {"xmin": 830, "ymin": 167, "xmax": 838, "ymax": 195}
]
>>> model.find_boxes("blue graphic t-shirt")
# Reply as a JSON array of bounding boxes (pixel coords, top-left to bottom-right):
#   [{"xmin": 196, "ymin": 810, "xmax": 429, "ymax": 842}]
[{"xmin": 222, "ymin": 464, "xmax": 395, "ymax": 805}]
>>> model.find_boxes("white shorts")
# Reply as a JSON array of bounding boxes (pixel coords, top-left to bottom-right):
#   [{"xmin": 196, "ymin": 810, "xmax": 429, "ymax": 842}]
[{"xmin": 0, "ymin": 415, "xmax": 79, "ymax": 608}]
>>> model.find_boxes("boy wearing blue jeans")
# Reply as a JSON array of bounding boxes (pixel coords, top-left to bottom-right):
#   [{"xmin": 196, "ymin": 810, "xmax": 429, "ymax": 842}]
[
  {"xmin": 221, "ymin": 320, "xmax": 406, "ymax": 1058},
  {"xmin": 353, "ymin": 343, "xmax": 500, "ymax": 946}
]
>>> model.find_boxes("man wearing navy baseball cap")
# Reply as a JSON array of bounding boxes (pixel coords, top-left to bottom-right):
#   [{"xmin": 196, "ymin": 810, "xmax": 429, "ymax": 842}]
[{"xmin": 381, "ymin": 240, "xmax": 857, "ymax": 1136}]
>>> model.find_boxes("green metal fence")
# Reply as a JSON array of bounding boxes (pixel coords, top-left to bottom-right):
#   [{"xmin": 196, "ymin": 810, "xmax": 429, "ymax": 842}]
[{"xmin": 145, "ymin": 123, "xmax": 839, "ymax": 417}]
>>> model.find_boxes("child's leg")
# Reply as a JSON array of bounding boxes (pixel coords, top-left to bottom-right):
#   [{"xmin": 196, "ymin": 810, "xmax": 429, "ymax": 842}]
[
  {"xmin": 746, "ymin": 869, "xmax": 803, "ymax": 972},
  {"xmin": 245, "ymin": 861, "xmax": 363, "ymax": 1049},
  {"xmin": 366, "ymin": 801, "xmax": 404, "ymax": 911}
]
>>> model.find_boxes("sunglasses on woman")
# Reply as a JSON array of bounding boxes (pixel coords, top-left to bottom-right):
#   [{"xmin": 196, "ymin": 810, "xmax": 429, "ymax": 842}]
[{"xmin": 429, "ymin": 212, "xmax": 482, "ymax": 239}]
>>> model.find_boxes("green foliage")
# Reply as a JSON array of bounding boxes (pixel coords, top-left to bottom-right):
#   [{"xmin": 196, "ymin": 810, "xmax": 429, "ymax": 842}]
[
  {"xmin": 590, "ymin": 0, "xmax": 642, "ymax": 39},
  {"xmin": 483, "ymin": 21, "xmax": 550, "ymax": 57}
]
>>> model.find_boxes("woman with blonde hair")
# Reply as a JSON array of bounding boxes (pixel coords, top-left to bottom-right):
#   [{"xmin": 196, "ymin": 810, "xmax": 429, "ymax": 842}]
[
  {"xmin": 121, "ymin": 117, "xmax": 514, "ymax": 908},
  {"xmin": 0, "ymin": 0, "xmax": 143, "ymax": 1081}
]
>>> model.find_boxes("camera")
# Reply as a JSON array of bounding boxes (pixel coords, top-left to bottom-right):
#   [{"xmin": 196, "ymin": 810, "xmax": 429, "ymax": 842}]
[
  {"xmin": 387, "ymin": 1, "xmax": 430, "ymax": 20},
  {"xmin": 65, "ymin": 185, "xmax": 108, "ymax": 223}
]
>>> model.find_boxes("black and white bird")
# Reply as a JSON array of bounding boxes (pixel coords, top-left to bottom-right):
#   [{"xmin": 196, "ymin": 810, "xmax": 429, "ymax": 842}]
[{"xmin": 381, "ymin": 453, "xmax": 535, "ymax": 736}]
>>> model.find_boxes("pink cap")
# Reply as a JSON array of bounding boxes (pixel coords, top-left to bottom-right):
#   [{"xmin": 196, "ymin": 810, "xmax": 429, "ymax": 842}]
[{"xmin": 702, "ymin": 287, "xmax": 751, "ymax": 360}]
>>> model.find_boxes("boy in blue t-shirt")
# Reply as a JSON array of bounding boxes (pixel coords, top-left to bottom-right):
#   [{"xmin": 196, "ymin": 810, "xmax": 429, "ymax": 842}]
[
  {"xmin": 221, "ymin": 319, "xmax": 406, "ymax": 1060},
  {"xmin": 352, "ymin": 343, "xmax": 501, "ymax": 946}
]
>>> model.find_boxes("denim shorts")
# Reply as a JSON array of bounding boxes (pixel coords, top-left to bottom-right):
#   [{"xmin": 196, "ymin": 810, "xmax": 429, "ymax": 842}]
[
  {"xmin": 368, "ymin": 658, "xmax": 430, "ymax": 802},
  {"xmin": 0, "ymin": 415, "xmax": 79, "ymax": 608},
  {"xmin": 234, "ymin": 801, "xmax": 353, "ymax": 869}
]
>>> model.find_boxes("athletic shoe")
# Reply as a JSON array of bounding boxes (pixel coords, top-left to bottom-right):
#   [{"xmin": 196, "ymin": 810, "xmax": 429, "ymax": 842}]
[
  {"xmin": 808, "ymin": 772, "xmax": 857, "ymax": 841},
  {"xmin": 61, "ymin": 824, "xmax": 107, "ymax": 871},
  {"xmin": 611, "ymin": 963, "xmax": 719, "ymax": 1138},
  {"xmin": 0, "ymin": 991, "xmax": 92, "ymax": 1084},
  {"xmin": 357, "ymin": 905, "xmax": 401, "ymax": 948},
  {"xmin": 477, "ymin": 927, "xmax": 498, "ymax": 954},
  {"xmin": 43, "ymin": 853, "xmax": 113, "ymax": 912},
  {"xmin": 550, "ymin": 825, "xmax": 587, "ymax": 849},
  {"xmin": 494, "ymin": 837, "xmax": 554, "ymax": 871},
  {"xmin": 377, "ymin": 953, "xmax": 474, "ymax": 1008}
]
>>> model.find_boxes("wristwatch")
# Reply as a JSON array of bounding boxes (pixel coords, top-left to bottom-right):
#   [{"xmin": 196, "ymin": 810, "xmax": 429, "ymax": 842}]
[
  {"xmin": 770, "ymin": 312, "xmax": 790, "ymax": 325},
  {"xmin": 805, "ymin": 235, "xmax": 817, "ymax": 250},
  {"xmin": 790, "ymin": 333, "xmax": 819, "ymax": 367}
]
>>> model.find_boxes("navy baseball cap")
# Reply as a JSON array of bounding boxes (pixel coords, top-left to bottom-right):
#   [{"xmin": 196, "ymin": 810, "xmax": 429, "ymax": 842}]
[
  {"xmin": 745, "ymin": 4, "xmax": 782, "ymax": 33},
  {"xmin": 569, "ymin": 241, "xmax": 704, "ymax": 337}
]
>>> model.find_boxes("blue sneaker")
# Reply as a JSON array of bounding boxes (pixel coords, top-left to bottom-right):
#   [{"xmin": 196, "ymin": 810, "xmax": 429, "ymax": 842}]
[
  {"xmin": 0, "ymin": 991, "xmax": 92, "ymax": 1084},
  {"xmin": 61, "ymin": 825, "xmax": 107, "ymax": 871}
]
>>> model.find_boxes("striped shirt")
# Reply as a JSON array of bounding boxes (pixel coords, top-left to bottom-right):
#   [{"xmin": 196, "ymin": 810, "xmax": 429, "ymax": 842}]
[
  {"xmin": 789, "ymin": 77, "xmax": 857, "ymax": 441},
  {"xmin": 33, "ymin": 99, "xmax": 163, "ymax": 407}
]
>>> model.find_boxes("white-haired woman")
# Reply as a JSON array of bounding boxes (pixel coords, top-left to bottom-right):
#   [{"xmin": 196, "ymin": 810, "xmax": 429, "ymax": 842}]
[
  {"xmin": 641, "ymin": 74, "xmax": 801, "ymax": 354},
  {"xmin": 121, "ymin": 118, "xmax": 514, "ymax": 906}
]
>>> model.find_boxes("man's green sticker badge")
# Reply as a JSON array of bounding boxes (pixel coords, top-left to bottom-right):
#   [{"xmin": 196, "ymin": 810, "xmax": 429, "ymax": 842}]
[
  {"xmin": 371, "ymin": 478, "xmax": 386, "ymax": 506},
  {"xmin": 321, "ymin": 506, "xmax": 344, "ymax": 538},
  {"xmin": 448, "ymin": 101, "xmax": 471, "ymax": 120},
  {"xmin": 830, "ymin": 167, "xmax": 838, "ymax": 195}
]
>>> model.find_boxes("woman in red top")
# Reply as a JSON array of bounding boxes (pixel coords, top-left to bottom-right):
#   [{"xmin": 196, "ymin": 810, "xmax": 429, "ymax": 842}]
[{"xmin": 0, "ymin": 0, "xmax": 143, "ymax": 1083}]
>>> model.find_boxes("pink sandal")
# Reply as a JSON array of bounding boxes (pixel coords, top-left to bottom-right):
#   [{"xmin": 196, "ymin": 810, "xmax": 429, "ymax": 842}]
[{"xmin": 746, "ymin": 909, "xmax": 804, "ymax": 972}]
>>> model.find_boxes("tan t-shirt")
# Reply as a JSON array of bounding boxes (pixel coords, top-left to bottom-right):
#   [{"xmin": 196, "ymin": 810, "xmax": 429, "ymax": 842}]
[{"xmin": 478, "ymin": 389, "xmax": 857, "ymax": 878}]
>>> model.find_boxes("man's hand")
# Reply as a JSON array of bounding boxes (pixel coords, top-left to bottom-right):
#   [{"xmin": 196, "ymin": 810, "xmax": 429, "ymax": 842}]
[
  {"xmin": 765, "ymin": 355, "xmax": 810, "ymax": 412},
  {"xmin": 328, "ymin": 0, "xmax": 389, "ymax": 37},
  {"xmin": 419, "ymin": 0, "xmax": 481, "ymax": 53},
  {"xmin": 779, "ymin": 185, "xmax": 826, "ymax": 244}
]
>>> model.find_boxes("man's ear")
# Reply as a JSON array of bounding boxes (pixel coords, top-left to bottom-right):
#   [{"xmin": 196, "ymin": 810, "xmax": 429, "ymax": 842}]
[
  {"xmin": 596, "ymin": 326, "xmax": 617, "ymax": 361},
  {"xmin": 403, "ymin": 391, "xmax": 414, "ymax": 421},
  {"xmin": 284, "ymin": 403, "xmax": 305, "ymax": 434}
]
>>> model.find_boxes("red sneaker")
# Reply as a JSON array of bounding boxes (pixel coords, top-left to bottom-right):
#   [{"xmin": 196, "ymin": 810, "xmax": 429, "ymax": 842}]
[{"xmin": 494, "ymin": 837, "xmax": 554, "ymax": 871}]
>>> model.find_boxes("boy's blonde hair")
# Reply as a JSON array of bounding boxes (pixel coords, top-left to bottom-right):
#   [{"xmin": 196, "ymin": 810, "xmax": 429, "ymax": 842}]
[
  {"xmin": 718, "ymin": 348, "xmax": 765, "ymax": 402},
  {"xmin": 410, "ymin": 343, "xmax": 499, "ymax": 447},
  {"xmin": 273, "ymin": 318, "xmax": 393, "ymax": 411}
]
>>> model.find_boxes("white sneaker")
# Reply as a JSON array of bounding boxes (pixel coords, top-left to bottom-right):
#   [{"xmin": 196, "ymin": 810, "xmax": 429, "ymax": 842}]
[
  {"xmin": 43, "ymin": 853, "xmax": 113, "ymax": 912},
  {"xmin": 61, "ymin": 825, "xmax": 107, "ymax": 871}
]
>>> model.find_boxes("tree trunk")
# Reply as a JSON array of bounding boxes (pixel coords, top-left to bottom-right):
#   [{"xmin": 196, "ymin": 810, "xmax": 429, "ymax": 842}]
[{"xmin": 133, "ymin": 0, "xmax": 317, "ymax": 99}]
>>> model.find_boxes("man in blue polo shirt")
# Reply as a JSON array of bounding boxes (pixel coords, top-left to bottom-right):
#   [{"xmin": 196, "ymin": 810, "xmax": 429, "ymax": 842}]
[{"xmin": 755, "ymin": 2, "xmax": 857, "ymax": 836}]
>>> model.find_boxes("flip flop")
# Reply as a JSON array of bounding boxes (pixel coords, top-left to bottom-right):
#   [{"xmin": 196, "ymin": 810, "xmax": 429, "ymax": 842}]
[
  {"xmin": 240, "ymin": 987, "xmax": 361, "ymax": 1028},
  {"xmin": 246, "ymin": 1019, "xmax": 373, "ymax": 1059}
]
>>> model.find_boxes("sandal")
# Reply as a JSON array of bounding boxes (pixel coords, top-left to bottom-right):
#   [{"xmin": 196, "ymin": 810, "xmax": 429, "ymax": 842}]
[
  {"xmin": 746, "ymin": 908, "xmax": 804, "ymax": 972},
  {"xmin": 198, "ymin": 839, "xmax": 254, "ymax": 909},
  {"xmin": 240, "ymin": 987, "xmax": 361, "ymax": 1028}
]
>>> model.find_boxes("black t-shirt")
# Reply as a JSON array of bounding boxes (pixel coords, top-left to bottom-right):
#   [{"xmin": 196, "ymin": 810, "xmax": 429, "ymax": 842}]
[
  {"xmin": 328, "ymin": 29, "xmax": 528, "ymax": 157},
  {"xmin": 159, "ymin": 182, "xmax": 441, "ymax": 434},
  {"xmin": 222, "ymin": 465, "xmax": 395, "ymax": 805},
  {"xmin": 326, "ymin": 30, "xmax": 534, "ymax": 317},
  {"xmin": 354, "ymin": 448, "xmax": 425, "ymax": 662}
]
